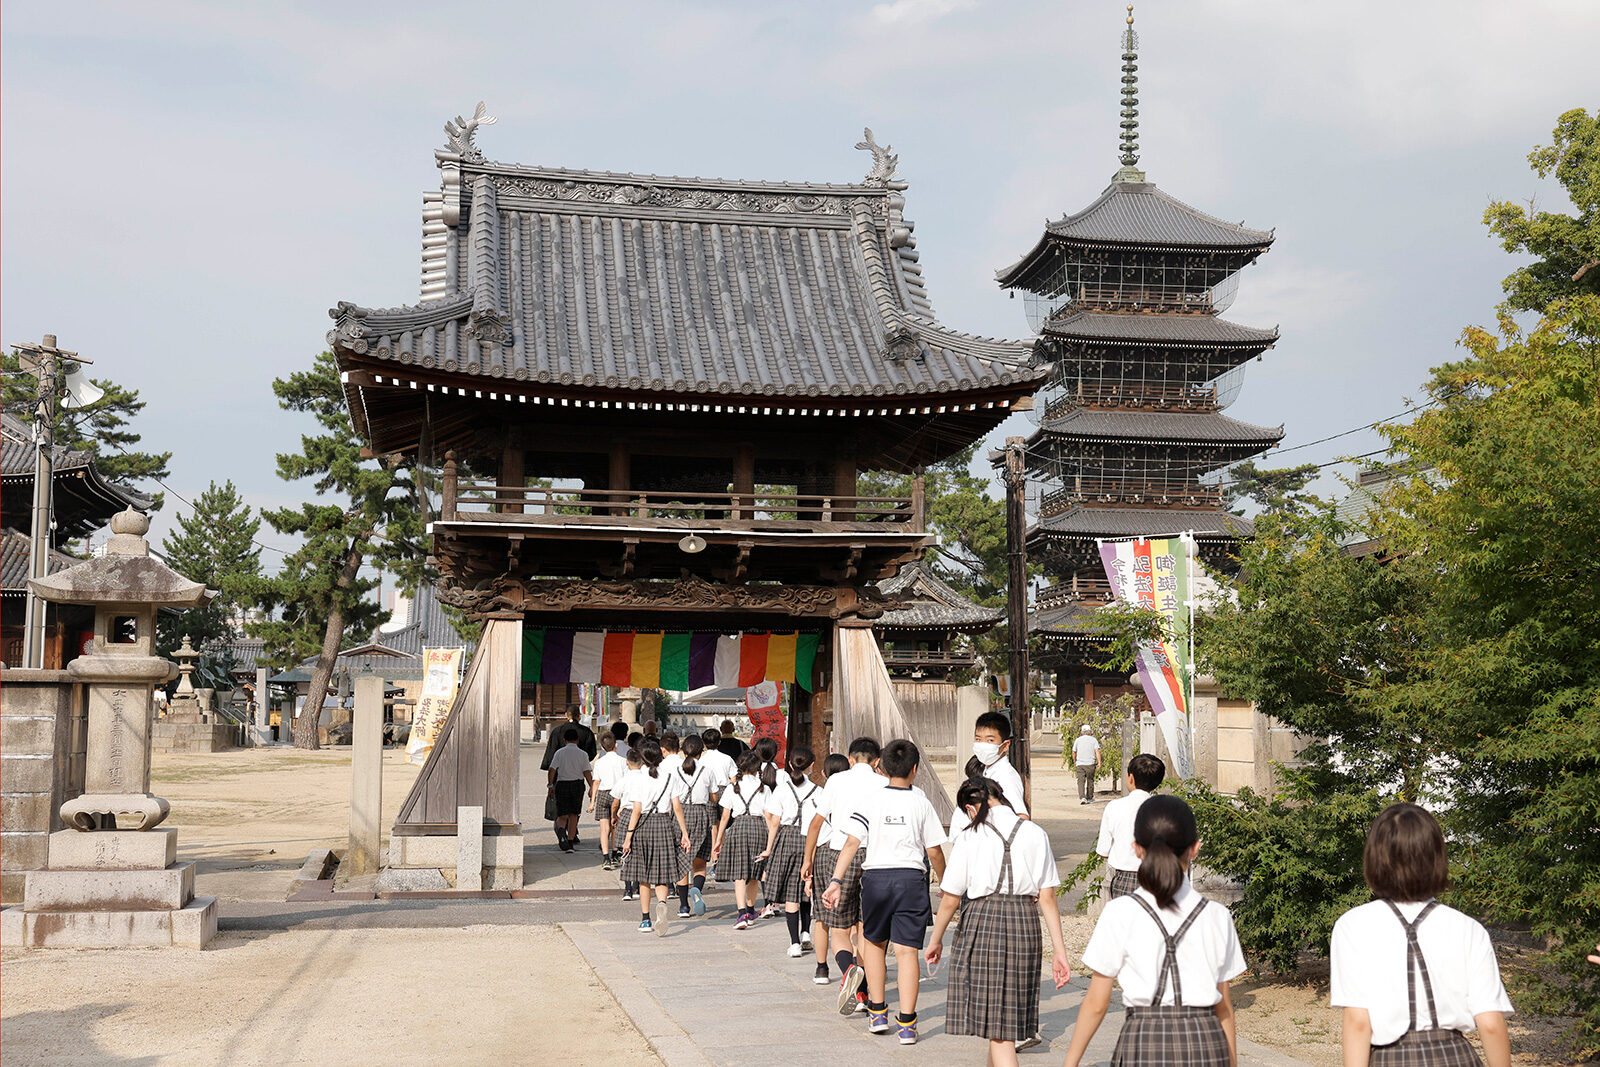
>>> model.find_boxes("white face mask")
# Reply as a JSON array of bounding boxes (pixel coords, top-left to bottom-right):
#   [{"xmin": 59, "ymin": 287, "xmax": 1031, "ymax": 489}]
[{"xmin": 973, "ymin": 741, "xmax": 1003, "ymax": 766}]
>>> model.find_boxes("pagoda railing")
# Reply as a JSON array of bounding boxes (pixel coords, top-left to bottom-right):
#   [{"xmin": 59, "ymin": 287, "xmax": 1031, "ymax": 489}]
[
  {"xmin": 1042, "ymin": 481, "xmax": 1223, "ymax": 514},
  {"xmin": 445, "ymin": 479, "xmax": 917, "ymax": 526},
  {"xmin": 1037, "ymin": 576, "xmax": 1115, "ymax": 609},
  {"xmin": 1043, "ymin": 383, "xmax": 1219, "ymax": 420},
  {"xmin": 880, "ymin": 647, "xmax": 979, "ymax": 667}
]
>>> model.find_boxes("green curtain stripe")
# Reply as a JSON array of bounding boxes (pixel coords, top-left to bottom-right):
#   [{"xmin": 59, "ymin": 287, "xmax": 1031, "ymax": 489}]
[
  {"xmin": 522, "ymin": 627, "xmax": 545, "ymax": 684},
  {"xmin": 795, "ymin": 632, "xmax": 820, "ymax": 692},
  {"xmin": 660, "ymin": 632, "xmax": 691, "ymax": 690}
]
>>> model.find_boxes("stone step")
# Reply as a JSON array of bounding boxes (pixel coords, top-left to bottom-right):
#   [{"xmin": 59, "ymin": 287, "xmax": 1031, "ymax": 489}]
[
  {"xmin": 1, "ymin": 896, "xmax": 216, "ymax": 950},
  {"xmin": 24, "ymin": 862, "xmax": 194, "ymax": 912},
  {"xmin": 47, "ymin": 828, "xmax": 177, "ymax": 870}
]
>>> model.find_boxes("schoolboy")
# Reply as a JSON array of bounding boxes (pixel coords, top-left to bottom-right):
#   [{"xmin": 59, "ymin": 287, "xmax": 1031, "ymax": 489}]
[
  {"xmin": 590, "ymin": 731, "xmax": 629, "ymax": 868},
  {"xmin": 547, "ymin": 726, "xmax": 593, "ymax": 852},
  {"xmin": 699, "ymin": 726, "xmax": 738, "ymax": 793},
  {"xmin": 804, "ymin": 736, "xmax": 885, "ymax": 1014},
  {"xmin": 953, "ymin": 711, "xmax": 1030, "ymax": 830},
  {"xmin": 1095, "ymin": 753, "xmax": 1165, "ymax": 898},
  {"xmin": 610, "ymin": 720, "xmax": 631, "ymax": 761},
  {"xmin": 822, "ymin": 739, "xmax": 948, "ymax": 1045}
]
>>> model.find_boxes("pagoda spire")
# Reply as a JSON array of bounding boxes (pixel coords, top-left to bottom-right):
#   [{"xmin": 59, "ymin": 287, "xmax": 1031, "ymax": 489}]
[{"xmin": 1114, "ymin": 5, "xmax": 1146, "ymax": 183}]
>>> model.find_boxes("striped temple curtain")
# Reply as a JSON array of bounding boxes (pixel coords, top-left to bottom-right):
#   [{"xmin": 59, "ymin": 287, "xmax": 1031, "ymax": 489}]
[{"xmin": 832, "ymin": 625, "xmax": 954, "ymax": 824}]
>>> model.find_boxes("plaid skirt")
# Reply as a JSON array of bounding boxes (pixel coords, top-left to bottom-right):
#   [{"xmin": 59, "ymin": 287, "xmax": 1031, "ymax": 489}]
[
  {"xmin": 762, "ymin": 824, "xmax": 806, "ymax": 904},
  {"xmin": 1111, "ymin": 1006, "xmax": 1230, "ymax": 1067},
  {"xmin": 946, "ymin": 894, "xmax": 1042, "ymax": 1041},
  {"xmin": 1370, "ymin": 1030, "xmax": 1483, "ymax": 1067},
  {"xmin": 621, "ymin": 810, "xmax": 689, "ymax": 887},
  {"xmin": 716, "ymin": 814, "xmax": 766, "ymax": 881},
  {"xmin": 682, "ymin": 803, "xmax": 713, "ymax": 862},
  {"xmin": 593, "ymin": 790, "xmax": 614, "ymax": 824},
  {"xmin": 813, "ymin": 845, "xmax": 866, "ymax": 927},
  {"xmin": 1109, "ymin": 868, "xmax": 1140, "ymax": 898}
]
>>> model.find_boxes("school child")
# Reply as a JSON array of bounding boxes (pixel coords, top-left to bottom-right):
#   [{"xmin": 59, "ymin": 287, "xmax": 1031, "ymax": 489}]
[
  {"xmin": 610, "ymin": 748, "xmax": 646, "ymax": 900},
  {"xmin": 546, "ymin": 726, "xmax": 593, "ymax": 853},
  {"xmin": 1330, "ymin": 804, "xmax": 1512, "ymax": 1067},
  {"xmin": 821, "ymin": 739, "xmax": 948, "ymax": 1045},
  {"xmin": 660, "ymin": 730, "xmax": 683, "ymax": 775},
  {"xmin": 758, "ymin": 746, "xmax": 819, "ymax": 958},
  {"xmin": 699, "ymin": 726, "xmax": 738, "ymax": 795},
  {"xmin": 713, "ymin": 750, "xmax": 768, "ymax": 929},
  {"xmin": 675, "ymin": 734, "xmax": 718, "ymax": 917},
  {"xmin": 590, "ymin": 731, "xmax": 629, "ymax": 869},
  {"xmin": 804, "ymin": 736, "xmax": 885, "ymax": 1015},
  {"xmin": 799, "ymin": 753, "xmax": 851, "ymax": 984},
  {"xmin": 927, "ymin": 778, "xmax": 1072, "ymax": 1067},
  {"xmin": 1096, "ymin": 753, "xmax": 1166, "ymax": 899},
  {"xmin": 619, "ymin": 740, "xmax": 693, "ymax": 937},
  {"xmin": 965, "ymin": 711, "xmax": 1030, "ymax": 819},
  {"xmin": 1062, "ymin": 794, "xmax": 1245, "ymax": 1067},
  {"xmin": 610, "ymin": 720, "xmax": 631, "ymax": 761}
]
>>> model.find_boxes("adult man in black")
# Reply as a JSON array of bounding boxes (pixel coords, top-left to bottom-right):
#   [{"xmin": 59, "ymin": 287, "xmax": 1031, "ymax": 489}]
[
  {"xmin": 717, "ymin": 718, "xmax": 749, "ymax": 760},
  {"xmin": 541, "ymin": 706, "xmax": 597, "ymax": 771}
]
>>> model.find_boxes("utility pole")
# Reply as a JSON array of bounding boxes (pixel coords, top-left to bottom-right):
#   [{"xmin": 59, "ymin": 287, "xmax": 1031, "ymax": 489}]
[
  {"xmin": 1002, "ymin": 435, "xmax": 1031, "ymax": 791},
  {"xmin": 12, "ymin": 335, "xmax": 91, "ymax": 669}
]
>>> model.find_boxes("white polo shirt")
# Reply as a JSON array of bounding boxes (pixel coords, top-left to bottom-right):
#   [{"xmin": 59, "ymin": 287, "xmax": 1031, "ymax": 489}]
[
  {"xmin": 1330, "ymin": 900, "xmax": 1513, "ymax": 1045},
  {"xmin": 822, "ymin": 762, "xmax": 887, "ymax": 851},
  {"xmin": 676, "ymin": 760, "xmax": 717, "ymax": 805},
  {"xmin": 979, "ymin": 756, "xmax": 1029, "ymax": 817},
  {"xmin": 1095, "ymin": 789, "xmax": 1152, "ymax": 872},
  {"xmin": 628, "ymin": 770, "xmax": 687, "ymax": 815},
  {"xmin": 660, "ymin": 752, "xmax": 683, "ymax": 776},
  {"xmin": 847, "ymin": 785, "xmax": 948, "ymax": 872},
  {"xmin": 700, "ymin": 748, "xmax": 737, "ymax": 793},
  {"xmin": 766, "ymin": 776, "xmax": 822, "ymax": 829},
  {"xmin": 612, "ymin": 767, "xmax": 646, "ymax": 809},
  {"xmin": 591, "ymin": 751, "xmax": 629, "ymax": 793},
  {"xmin": 1081, "ymin": 878, "xmax": 1246, "ymax": 1007},
  {"xmin": 719, "ymin": 776, "xmax": 767, "ymax": 818},
  {"xmin": 1072, "ymin": 734, "xmax": 1101, "ymax": 767},
  {"xmin": 941, "ymin": 808, "xmax": 1059, "ymax": 898},
  {"xmin": 548, "ymin": 744, "xmax": 591, "ymax": 783}
]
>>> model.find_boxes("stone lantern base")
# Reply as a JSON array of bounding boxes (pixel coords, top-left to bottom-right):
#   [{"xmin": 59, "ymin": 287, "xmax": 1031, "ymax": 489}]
[{"xmin": 0, "ymin": 829, "xmax": 216, "ymax": 949}]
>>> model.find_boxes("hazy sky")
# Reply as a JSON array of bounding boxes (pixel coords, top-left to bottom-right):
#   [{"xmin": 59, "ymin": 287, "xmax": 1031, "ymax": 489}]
[{"xmin": 3, "ymin": 0, "xmax": 1594, "ymax": 568}]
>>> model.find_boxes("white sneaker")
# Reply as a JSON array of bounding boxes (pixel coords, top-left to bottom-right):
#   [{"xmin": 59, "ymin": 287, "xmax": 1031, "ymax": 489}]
[
  {"xmin": 788, "ymin": 943, "xmax": 803, "ymax": 958},
  {"xmin": 654, "ymin": 899, "xmax": 669, "ymax": 938},
  {"xmin": 800, "ymin": 932, "xmax": 813, "ymax": 950}
]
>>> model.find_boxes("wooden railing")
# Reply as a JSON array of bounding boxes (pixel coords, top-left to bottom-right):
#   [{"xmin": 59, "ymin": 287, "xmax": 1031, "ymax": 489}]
[
  {"xmin": 1037, "ymin": 576, "xmax": 1115, "ymax": 608},
  {"xmin": 1042, "ymin": 481, "xmax": 1222, "ymax": 514},
  {"xmin": 881, "ymin": 647, "xmax": 979, "ymax": 665},
  {"xmin": 1044, "ymin": 382, "xmax": 1219, "ymax": 420}
]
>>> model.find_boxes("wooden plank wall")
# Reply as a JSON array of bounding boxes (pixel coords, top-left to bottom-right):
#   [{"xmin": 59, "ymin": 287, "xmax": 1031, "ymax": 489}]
[
  {"xmin": 892, "ymin": 680, "xmax": 958, "ymax": 751},
  {"xmin": 394, "ymin": 617, "xmax": 523, "ymax": 833}
]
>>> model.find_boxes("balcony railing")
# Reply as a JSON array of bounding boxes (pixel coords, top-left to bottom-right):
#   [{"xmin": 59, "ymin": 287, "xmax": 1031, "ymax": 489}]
[
  {"xmin": 1043, "ymin": 383, "xmax": 1220, "ymax": 420},
  {"xmin": 881, "ymin": 647, "xmax": 979, "ymax": 668},
  {"xmin": 1037, "ymin": 576, "xmax": 1115, "ymax": 608},
  {"xmin": 1042, "ymin": 481, "xmax": 1223, "ymax": 514}
]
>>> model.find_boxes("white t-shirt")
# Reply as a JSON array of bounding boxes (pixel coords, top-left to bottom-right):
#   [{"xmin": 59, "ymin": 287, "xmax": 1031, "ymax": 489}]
[
  {"xmin": 847, "ymin": 785, "xmax": 949, "ymax": 871},
  {"xmin": 979, "ymin": 756, "xmax": 1029, "ymax": 817},
  {"xmin": 822, "ymin": 762, "xmax": 887, "ymax": 850},
  {"xmin": 700, "ymin": 748, "xmax": 737, "ymax": 792},
  {"xmin": 548, "ymin": 744, "xmax": 592, "ymax": 782},
  {"xmin": 941, "ymin": 808, "xmax": 1060, "ymax": 898},
  {"xmin": 627, "ymin": 770, "xmax": 687, "ymax": 815},
  {"xmin": 661, "ymin": 752, "xmax": 683, "ymax": 776},
  {"xmin": 1072, "ymin": 734, "xmax": 1101, "ymax": 766},
  {"xmin": 719, "ymin": 776, "xmax": 766, "ymax": 818},
  {"xmin": 612, "ymin": 768, "xmax": 647, "ymax": 810},
  {"xmin": 1095, "ymin": 789, "xmax": 1151, "ymax": 872},
  {"xmin": 1081, "ymin": 878, "xmax": 1246, "ymax": 1007},
  {"xmin": 766, "ymin": 777, "xmax": 822, "ymax": 829},
  {"xmin": 676, "ymin": 760, "xmax": 717, "ymax": 806},
  {"xmin": 1330, "ymin": 900, "xmax": 1513, "ymax": 1045},
  {"xmin": 591, "ymin": 751, "xmax": 629, "ymax": 793}
]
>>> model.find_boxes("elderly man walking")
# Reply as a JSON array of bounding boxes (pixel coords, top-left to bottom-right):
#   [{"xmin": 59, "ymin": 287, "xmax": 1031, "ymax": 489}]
[{"xmin": 1071, "ymin": 725, "xmax": 1101, "ymax": 805}]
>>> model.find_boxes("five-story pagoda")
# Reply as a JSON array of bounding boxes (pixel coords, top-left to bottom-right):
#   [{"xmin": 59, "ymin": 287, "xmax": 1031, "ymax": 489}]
[{"xmin": 997, "ymin": 7, "xmax": 1284, "ymax": 701}]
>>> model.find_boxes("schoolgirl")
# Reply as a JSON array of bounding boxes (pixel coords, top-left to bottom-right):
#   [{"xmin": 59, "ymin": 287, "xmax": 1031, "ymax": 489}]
[
  {"xmin": 927, "ymin": 778, "xmax": 1071, "ymax": 1067},
  {"xmin": 660, "ymin": 730, "xmax": 683, "ymax": 775},
  {"xmin": 610, "ymin": 747, "xmax": 646, "ymax": 900},
  {"xmin": 1330, "ymin": 804, "xmax": 1511, "ymax": 1067},
  {"xmin": 758, "ymin": 746, "xmax": 820, "ymax": 958},
  {"xmin": 751, "ymin": 737, "xmax": 783, "ymax": 917},
  {"xmin": 675, "ymin": 734, "xmax": 718, "ymax": 917},
  {"xmin": 590, "ymin": 731, "xmax": 629, "ymax": 870},
  {"xmin": 801, "ymin": 753, "xmax": 851, "ymax": 985},
  {"xmin": 1063, "ymin": 794, "xmax": 1246, "ymax": 1067},
  {"xmin": 713, "ymin": 750, "xmax": 768, "ymax": 929},
  {"xmin": 619, "ymin": 740, "xmax": 693, "ymax": 937}
]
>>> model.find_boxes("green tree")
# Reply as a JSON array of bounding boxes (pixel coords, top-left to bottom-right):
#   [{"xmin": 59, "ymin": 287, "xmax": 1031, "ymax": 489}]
[
  {"xmin": 1483, "ymin": 107, "xmax": 1600, "ymax": 312},
  {"xmin": 1, "ymin": 353, "xmax": 172, "ymax": 495},
  {"xmin": 1220, "ymin": 459, "xmax": 1321, "ymax": 516},
  {"xmin": 157, "ymin": 480, "xmax": 262, "ymax": 659},
  {"xmin": 247, "ymin": 352, "xmax": 426, "ymax": 749}
]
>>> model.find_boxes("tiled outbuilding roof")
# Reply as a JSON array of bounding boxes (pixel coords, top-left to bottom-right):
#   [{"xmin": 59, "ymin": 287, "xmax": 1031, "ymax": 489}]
[
  {"xmin": 876, "ymin": 559, "xmax": 1002, "ymax": 632},
  {"xmin": 0, "ymin": 413, "xmax": 153, "ymax": 538},
  {"xmin": 0, "ymin": 528, "xmax": 76, "ymax": 596}
]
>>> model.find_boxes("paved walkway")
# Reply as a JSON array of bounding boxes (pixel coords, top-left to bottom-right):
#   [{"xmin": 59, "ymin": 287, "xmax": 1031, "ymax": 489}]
[{"xmin": 565, "ymin": 908, "xmax": 1310, "ymax": 1067}]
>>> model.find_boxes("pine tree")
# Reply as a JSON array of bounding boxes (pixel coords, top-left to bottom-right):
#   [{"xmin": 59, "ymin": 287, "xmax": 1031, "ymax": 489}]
[{"xmin": 157, "ymin": 480, "xmax": 261, "ymax": 657}]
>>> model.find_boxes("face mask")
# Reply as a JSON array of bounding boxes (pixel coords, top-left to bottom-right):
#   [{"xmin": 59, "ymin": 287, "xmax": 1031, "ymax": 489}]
[{"xmin": 973, "ymin": 741, "xmax": 1002, "ymax": 765}]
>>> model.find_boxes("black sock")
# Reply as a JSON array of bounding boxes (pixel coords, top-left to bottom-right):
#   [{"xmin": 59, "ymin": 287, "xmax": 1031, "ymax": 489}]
[
  {"xmin": 626, "ymin": 882, "xmax": 638, "ymax": 895},
  {"xmin": 678, "ymin": 884, "xmax": 690, "ymax": 907},
  {"xmin": 835, "ymin": 949, "xmax": 854, "ymax": 972},
  {"xmin": 897, "ymin": 1012, "xmax": 916, "ymax": 1023},
  {"xmin": 867, "ymin": 1000, "xmax": 887, "ymax": 1012},
  {"xmin": 799, "ymin": 901, "xmax": 811, "ymax": 927},
  {"xmin": 786, "ymin": 911, "xmax": 802, "ymax": 944},
  {"xmin": 693, "ymin": 874, "xmax": 705, "ymax": 892}
]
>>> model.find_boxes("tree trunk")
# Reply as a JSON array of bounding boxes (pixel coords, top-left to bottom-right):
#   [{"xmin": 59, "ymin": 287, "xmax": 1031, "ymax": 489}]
[{"xmin": 295, "ymin": 540, "xmax": 367, "ymax": 750}]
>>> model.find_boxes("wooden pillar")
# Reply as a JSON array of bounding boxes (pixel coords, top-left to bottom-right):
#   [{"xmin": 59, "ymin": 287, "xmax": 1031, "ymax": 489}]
[
  {"xmin": 441, "ymin": 451, "xmax": 458, "ymax": 520},
  {"xmin": 733, "ymin": 444, "xmax": 755, "ymax": 519},
  {"xmin": 911, "ymin": 472, "xmax": 926, "ymax": 532},
  {"xmin": 832, "ymin": 455, "xmax": 856, "ymax": 521},
  {"xmin": 608, "ymin": 441, "xmax": 631, "ymax": 517},
  {"xmin": 807, "ymin": 622, "xmax": 835, "ymax": 770},
  {"xmin": 500, "ymin": 444, "xmax": 524, "ymax": 515}
]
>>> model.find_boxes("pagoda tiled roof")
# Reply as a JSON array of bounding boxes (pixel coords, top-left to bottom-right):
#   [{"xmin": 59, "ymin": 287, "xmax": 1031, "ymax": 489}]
[
  {"xmin": 1031, "ymin": 408, "xmax": 1284, "ymax": 447},
  {"xmin": 1033, "ymin": 506, "xmax": 1253, "ymax": 540},
  {"xmin": 1045, "ymin": 181, "xmax": 1273, "ymax": 249},
  {"xmin": 876, "ymin": 559, "xmax": 1002, "ymax": 632},
  {"xmin": 1030, "ymin": 599, "xmax": 1113, "ymax": 639},
  {"xmin": 1041, "ymin": 310, "xmax": 1279, "ymax": 348},
  {"xmin": 330, "ymin": 128, "xmax": 1042, "ymax": 409}
]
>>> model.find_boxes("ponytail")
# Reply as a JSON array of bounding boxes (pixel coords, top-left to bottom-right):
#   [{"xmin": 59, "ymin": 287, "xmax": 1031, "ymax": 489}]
[
  {"xmin": 786, "ymin": 746, "xmax": 815, "ymax": 787},
  {"xmin": 641, "ymin": 739, "xmax": 664, "ymax": 779},
  {"xmin": 680, "ymin": 734, "xmax": 703, "ymax": 777},
  {"xmin": 955, "ymin": 776, "xmax": 1009, "ymax": 833},
  {"xmin": 1134, "ymin": 794, "xmax": 1198, "ymax": 910},
  {"xmin": 760, "ymin": 762, "xmax": 778, "ymax": 792},
  {"xmin": 963, "ymin": 755, "xmax": 984, "ymax": 780},
  {"xmin": 734, "ymin": 750, "xmax": 762, "ymax": 796}
]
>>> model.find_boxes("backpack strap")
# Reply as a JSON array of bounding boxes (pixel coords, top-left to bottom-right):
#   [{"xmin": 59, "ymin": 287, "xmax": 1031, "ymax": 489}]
[
  {"xmin": 1127, "ymin": 893, "xmax": 1209, "ymax": 1007},
  {"xmin": 1383, "ymin": 900, "xmax": 1442, "ymax": 1032}
]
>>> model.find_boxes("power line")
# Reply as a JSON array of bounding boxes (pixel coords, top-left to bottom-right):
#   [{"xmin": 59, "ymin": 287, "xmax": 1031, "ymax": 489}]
[{"xmin": 95, "ymin": 439, "xmax": 290, "ymax": 557}]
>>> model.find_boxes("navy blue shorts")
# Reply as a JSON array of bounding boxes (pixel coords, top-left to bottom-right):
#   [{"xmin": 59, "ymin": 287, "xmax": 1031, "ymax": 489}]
[{"xmin": 860, "ymin": 867, "xmax": 931, "ymax": 948}]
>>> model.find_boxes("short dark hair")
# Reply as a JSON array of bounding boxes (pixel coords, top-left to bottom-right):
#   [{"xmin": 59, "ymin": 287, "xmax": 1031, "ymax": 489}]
[
  {"xmin": 822, "ymin": 753, "xmax": 850, "ymax": 778},
  {"xmin": 660, "ymin": 730, "xmax": 680, "ymax": 752},
  {"xmin": 1364, "ymin": 803, "xmax": 1449, "ymax": 903},
  {"xmin": 627, "ymin": 731, "xmax": 643, "ymax": 748},
  {"xmin": 702, "ymin": 727, "xmax": 722, "ymax": 747},
  {"xmin": 720, "ymin": 719, "xmax": 736, "ymax": 734},
  {"xmin": 599, "ymin": 731, "xmax": 616, "ymax": 750},
  {"xmin": 974, "ymin": 711, "xmax": 1012, "ymax": 740},
  {"xmin": 611, "ymin": 721, "xmax": 629, "ymax": 740},
  {"xmin": 880, "ymin": 739, "xmax": 919, "ymax": 778},
  {"xmin": 567, "ymin": 706, "xmax": 581, "ymax": 720},
  {"xmin": 561, "ymin": 725, "xmax": 578, "ymax": 743},
  {"xmin": 848, "ymin": 737, "xmax": 881, "ymax": 760},
  {"xmin": 1128, "ymin": 753, "xmax": 1165, "ymax": 792}
]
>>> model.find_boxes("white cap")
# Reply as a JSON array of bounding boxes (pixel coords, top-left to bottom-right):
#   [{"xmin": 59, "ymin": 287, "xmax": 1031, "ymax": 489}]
[{"xmin": 1080, "ymin": 725, "xmax": 1092, "ymax": 734}]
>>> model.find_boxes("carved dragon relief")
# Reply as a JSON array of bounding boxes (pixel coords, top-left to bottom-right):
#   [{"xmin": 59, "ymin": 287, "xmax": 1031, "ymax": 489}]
[
  {"xmin": 435, "ymin": 572, "xmax": 902, "ymax": 620},
  {"xmin": 494, "ymin": 176, "xmax": 880, "ymax": 217},
  {"xmin": 855, "ymin": 128, "xmax": 900, "ymax": 185}
]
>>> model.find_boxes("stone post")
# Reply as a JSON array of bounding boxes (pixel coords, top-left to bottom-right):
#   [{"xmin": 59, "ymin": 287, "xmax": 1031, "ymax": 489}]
[
  {"xmin": 249, "ymin": 667, "xmax": 272, "ymax": 746},
  {"xmin": 345, "ymin": 676, "xmax": 384, "ymax": 877},
  {"xmin": 954, "ymin": 685, "xmax": 987, "ymax": 782},
  {"xmin": 619, "ymin": 686, "xmax": 641, "ymax": 726}
]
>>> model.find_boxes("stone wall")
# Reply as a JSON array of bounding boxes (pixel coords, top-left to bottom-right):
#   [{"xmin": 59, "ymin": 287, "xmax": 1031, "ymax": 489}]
[
  {"xmin": 1, "ymin": 670, "xmax": 87, "ymax": 903},
  {"xmin": 1189, "ymin": 675, "xmax": 1306, "ymax": 795}
]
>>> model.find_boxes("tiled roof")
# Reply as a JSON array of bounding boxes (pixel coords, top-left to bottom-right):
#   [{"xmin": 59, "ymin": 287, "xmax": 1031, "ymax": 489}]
[
  {"xmin": 876, "ymin": 559, "xmax": 1002, "ymax": 632},
  {"xmin": 363, "ymin": 581, "xmax": 473, "ymax": 658},
  {"xmin": 1041, "ymin": 311, "xmax": 1278, "ymax": 348},
  {"xmin": 0, "ymin": 528, "xmax": 77, "ymax": 595},
  {"xmin": 1030, "ymin": 600, "xmax": 1112, "ymax": 638},
  {"xmin": 1033, "ymin": 507, "xmax": 1253, "ymax": 540},
  {"xmin": 1033, "ymin": 408, "xmax": 1284, "ymax": 446},
  {"xmin": 330, "ymin": 130, "xmax": 1041, "ymax": 407},
  {"xmin": 1047, "ymin": 181, "xmax": 1272, "ymax": 250},
  {"xmin": 0, "ymin": 413, "xmax": 154, "ymax": 531}
]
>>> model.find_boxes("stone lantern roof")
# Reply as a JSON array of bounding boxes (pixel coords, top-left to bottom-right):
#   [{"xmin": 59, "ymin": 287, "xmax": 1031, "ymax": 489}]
[{"xmin": 28, "ymin": 510, "xmax": 212, "ymax": 608}]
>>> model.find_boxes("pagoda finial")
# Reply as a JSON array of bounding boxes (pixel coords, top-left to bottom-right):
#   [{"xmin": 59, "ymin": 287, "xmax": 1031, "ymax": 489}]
[{"xmin": 1114, "ymin": 6, "xmax": 1146, "ymax": 182}]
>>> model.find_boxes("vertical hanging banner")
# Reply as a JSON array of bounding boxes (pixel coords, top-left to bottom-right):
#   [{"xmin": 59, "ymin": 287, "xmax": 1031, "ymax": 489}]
[
  {"xmin": 1099, "ymin": 535, "xmax": 1195, "ymax": 778},
  {"xmin": 406, "ymin": 647, "xmax": 464, "ymax": 766},
  {"xmin": 745, "ymin": 680, "xmax": 786, "ymax": 764}
]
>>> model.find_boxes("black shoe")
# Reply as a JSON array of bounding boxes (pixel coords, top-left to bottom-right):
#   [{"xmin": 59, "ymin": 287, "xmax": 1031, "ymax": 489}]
[{"xmin": 813, "ymin": 963, "xmax": 830, "ymax": 985}]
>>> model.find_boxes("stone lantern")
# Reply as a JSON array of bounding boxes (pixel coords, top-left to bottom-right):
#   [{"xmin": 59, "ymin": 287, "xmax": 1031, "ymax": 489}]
[{"xmin": 1, "ymin": 509, "xmax": 218, "ymax": 948}]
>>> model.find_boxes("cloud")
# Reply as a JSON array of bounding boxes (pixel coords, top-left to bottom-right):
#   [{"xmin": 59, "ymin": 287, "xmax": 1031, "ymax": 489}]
[{"xmin": 870, "ymin": 0, "xmax": 979, "ymax": 25}]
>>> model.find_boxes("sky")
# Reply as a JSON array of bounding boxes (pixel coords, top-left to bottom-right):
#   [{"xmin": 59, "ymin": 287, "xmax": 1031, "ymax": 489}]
[{"xmin": 3, "ymin": 0, "xmax": 1595, "ymax": 574}]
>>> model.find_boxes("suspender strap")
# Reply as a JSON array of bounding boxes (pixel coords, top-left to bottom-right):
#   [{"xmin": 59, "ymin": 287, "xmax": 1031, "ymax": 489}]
[
  {"xmin": 789, "ymin": 782, "xmax": 816, "ymax": 828},
  {"xmin": 649, "ymin": 780, "xmax": 673, "ymax": 813},
  {"xmin": 1127, "ymin": 894, "xmax": 1209, "ymax": 1007},
  {"xmin": 1383, "ymin": 900, "xmax": 1441, "ymax": 1032},
  {"xmin": 986, "ymin": 820, "xmax": 1026, "ymax": 894}
]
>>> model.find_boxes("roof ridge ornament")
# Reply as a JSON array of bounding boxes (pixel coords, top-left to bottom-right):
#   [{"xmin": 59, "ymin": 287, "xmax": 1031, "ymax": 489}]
[
  {"xmin": 444, "ymin": 101, "xmax": 497, "ymax": 163},
  {"xmin": 1114, "ymin": 7, "xmax": 1146, "ymax": 183},
  {"xmin": 855, "ymin": 128, "xmax": 900, "ymax": 185}
]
